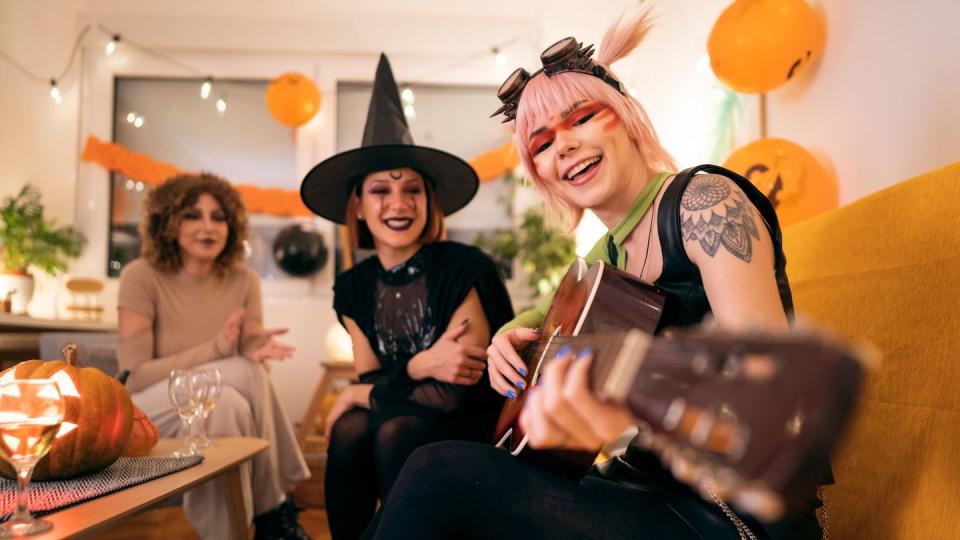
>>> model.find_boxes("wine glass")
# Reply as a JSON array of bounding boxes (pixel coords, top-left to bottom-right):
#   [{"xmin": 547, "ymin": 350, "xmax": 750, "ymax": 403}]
[
  {"xmin": 167, "ymin": 369, "xmax": 208, "ymax": 458},
  {"xmin": 0, "ymin": 379, "xmax": 65, "ymax": 537},
  {"xmin": 193, "ymin": 367, "xmax": 222, "ymax": 449}
]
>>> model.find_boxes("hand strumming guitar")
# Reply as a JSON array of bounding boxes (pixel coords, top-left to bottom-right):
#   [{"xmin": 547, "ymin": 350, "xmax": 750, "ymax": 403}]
[{"xmin": 487, "ymin": 327, "xmax": 540, "ymax": 398}]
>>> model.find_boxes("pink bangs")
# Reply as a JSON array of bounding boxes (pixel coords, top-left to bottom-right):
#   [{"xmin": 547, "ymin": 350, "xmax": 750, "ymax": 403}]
[{"xmin": 514, "ymin": 70, "xmax": 676, "ymax": 230}]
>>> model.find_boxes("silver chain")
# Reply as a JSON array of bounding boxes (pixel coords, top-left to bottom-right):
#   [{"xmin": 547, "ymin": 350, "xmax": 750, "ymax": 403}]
[
  {"xmin": 706, "ymin": 486, "xmax": 831, "ymax": 540},
  {"xmin": 707, "ymin": 489, "xmax": 758, "ymax": 540},
  {"xmin": 818, "ymin": 486, "xmax": 830, "ymax": 540}
]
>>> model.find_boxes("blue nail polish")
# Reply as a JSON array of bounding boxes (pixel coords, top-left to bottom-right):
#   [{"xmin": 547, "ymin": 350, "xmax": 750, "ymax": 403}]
[
  {"xmin": 516, "ymin": 380, "xmax": 525, "ymax": 390},
  {"xmin": 519, "ymin": 367, "xmax": 527, "ymax": 377},
  {"xmin": 576, "ymin": 347, "xmax": 593, "ymax": 361},
  {"xmin": 507, "ymin": 390, "xmax": 517, "ymax": 399},
  {"xmin": 556, "ymin": 345, "xmax": 572, "ymax": 359}
]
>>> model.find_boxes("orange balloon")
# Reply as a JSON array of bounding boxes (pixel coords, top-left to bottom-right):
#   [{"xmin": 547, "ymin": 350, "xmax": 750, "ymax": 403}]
[
  {"xmin": 708, "ymin": 0, "xmax": 826, "ymax": 93},
  {"xmin": 265, "ymin": 72, "xmax": 321, "ymax": 127},
  {"xmin": 724, "ymin": 138, "xmax": 837, "ymax": 227}
]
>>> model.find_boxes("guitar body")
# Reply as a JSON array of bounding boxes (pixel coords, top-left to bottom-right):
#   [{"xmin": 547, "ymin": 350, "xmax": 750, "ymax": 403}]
[{"xmin": 493, "ymin": 259, "xmax": 665, "ymax": 477}]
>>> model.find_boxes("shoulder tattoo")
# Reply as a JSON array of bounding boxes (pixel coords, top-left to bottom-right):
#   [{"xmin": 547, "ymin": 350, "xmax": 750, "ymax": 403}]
[{"xmin": 680, "ymin": 175, "xmax": 760, "ymax": 262}]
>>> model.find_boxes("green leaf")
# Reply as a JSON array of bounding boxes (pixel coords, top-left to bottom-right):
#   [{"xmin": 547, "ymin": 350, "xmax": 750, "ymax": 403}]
[{"xmin": 0, "ymin": 185, "xmax": 86, "ymax": 274}]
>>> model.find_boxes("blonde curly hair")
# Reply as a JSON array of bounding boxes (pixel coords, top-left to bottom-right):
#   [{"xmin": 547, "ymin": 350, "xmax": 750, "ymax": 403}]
[{"xmin": 139, "ymin": 172, "xmax": 248, "ymax": 275}]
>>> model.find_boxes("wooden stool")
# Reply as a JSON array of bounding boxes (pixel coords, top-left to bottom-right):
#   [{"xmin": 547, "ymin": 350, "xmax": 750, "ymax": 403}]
[{"xmin": 297, "ymin": 358, "xmax": 356, "ymax": 447}]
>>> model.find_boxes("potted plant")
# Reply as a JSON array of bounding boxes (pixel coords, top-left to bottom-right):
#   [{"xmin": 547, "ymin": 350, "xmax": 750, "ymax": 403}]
[
  {"xmin": 474, "ymin": 172, "xmax": 576, "ymax": 310},
  {"xmin": 0, "ymin": 185, "xmax": 86, "ymax": 314}
]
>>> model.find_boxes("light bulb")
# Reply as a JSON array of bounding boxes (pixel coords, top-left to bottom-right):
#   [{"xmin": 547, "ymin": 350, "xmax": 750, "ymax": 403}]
[
  {"xmin": 133, "ymin": 116, "xmax": 144, "ymax": 128},
  {"xmin": 126, "ymin": 112, "xmax": 137, "ymax": 123},
  {"xmin": 200, "ymin": 78, "xmax": 213, "ymax": 100},
  {"xmin": 401, "ymin": 87, "xmax": 415, "ymax": 105},
  {"xmin": 105, "ymin": 34, "xmax": 120, "ymax": 57},
  {"xmin": 494, "ymin": 48, "xmax": 507, "ymax": 66},
  {"xmin": 49, "ymin": 80, "xmax": 62, "ymax": 104},
  {"xmin": 216, "ymin": 97, "xmax": 227, "ymax": 113},
  {"xmin": 403, "ymin": 104, "xmax": 416, "ymax": 120}
]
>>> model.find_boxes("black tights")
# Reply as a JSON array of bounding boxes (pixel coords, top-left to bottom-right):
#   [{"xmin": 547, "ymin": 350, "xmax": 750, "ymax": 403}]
[
  {"xmin": 365, "ymin": 441, "xmax": 823, "ymax": 540},
  {"xmin": 324, "ymin": 409, "xmax": 451, "ymax": 540}
]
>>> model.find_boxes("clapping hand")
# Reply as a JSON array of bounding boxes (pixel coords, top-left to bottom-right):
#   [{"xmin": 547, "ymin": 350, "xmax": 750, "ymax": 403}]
[
  {"xmin": 245, "ymin": 327, "xmax": 295, "ymax": 363},
  {"xmin": 218, "ymin": 308, "xmax": 246, "ymax": 352}
]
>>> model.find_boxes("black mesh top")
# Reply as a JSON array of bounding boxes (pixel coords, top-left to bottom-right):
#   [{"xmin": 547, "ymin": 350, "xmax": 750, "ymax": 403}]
[{"xmin": 333, "ymin": 241, "xmax": 514, "ymax": 430}]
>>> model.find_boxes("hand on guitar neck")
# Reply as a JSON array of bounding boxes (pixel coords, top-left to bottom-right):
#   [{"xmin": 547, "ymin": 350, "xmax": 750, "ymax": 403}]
[
  {"xmin": 514, "ymin": 326, "xmax": 867, "ymax": 522},
  {"xmin": 518, "ymin": 347, "xmax": 635, "ymax": 452}
]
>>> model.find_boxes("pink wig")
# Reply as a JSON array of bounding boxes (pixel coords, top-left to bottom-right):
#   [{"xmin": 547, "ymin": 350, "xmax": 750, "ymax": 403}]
[{"xmin": 514, "ymin": 10, "xmax": 676, "ymax": 230}]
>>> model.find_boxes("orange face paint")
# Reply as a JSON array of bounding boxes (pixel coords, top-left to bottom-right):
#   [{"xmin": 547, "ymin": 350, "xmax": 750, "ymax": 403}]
[{"xmin": 527, "ymin": 102, "xmax": 616, "ymax": 155}]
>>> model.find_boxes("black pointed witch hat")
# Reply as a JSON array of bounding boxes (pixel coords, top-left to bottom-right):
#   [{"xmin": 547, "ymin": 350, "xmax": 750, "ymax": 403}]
[{"xmin": 300, "ymin": 54, "xmax": 479, "ymax": 224}]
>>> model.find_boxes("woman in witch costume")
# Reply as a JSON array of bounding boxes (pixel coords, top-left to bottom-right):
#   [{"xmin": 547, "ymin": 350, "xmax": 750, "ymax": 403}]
[
  {"xmin": 299, "ymin": 54, "xmax": 514, "ymax": 540},
  {"xmin": 365, "ymin": 11, "xmax": 826, "ymax": 540}
]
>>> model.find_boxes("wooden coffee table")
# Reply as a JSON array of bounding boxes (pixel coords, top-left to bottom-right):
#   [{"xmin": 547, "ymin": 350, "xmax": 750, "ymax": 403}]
[{"xmin": 33, "ymin": 437, "xmax": 268, "ymax": 539}]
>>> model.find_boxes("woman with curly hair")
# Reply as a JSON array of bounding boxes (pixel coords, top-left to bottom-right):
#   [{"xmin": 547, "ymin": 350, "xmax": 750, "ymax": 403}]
[{"xmin": 117, "ymin": 172, "xmax": 311, "ymax": 540}]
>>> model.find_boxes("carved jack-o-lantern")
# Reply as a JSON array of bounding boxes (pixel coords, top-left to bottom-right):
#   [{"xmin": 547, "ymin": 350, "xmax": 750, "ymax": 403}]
[{"xmin": 0, "ymin": 346, "xmax": 135, "ymax": 480}]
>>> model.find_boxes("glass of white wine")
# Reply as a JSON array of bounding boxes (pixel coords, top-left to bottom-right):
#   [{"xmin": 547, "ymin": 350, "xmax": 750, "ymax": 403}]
[
  {"xmin": 168, "ymin": 369, "xmax": 208, "ymax": 458},
  {"xmin": 193, "ymin": 367, "xmax": 222, "ymax": 449},
  {"xmin": 0, "ymin": 379, "xmax": 65, "ymax": 537}
]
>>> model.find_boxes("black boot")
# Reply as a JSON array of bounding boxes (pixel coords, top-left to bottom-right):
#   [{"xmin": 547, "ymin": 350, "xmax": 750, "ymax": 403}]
[{"xmin": 253, "ymin": 498, "xmax": 312, "ymax": 540}]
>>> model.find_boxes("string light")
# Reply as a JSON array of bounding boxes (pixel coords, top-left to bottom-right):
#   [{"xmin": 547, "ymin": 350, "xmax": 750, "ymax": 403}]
[
  {"xmin": 215, "ymin": 96, "xmax": 227, "ymax": 114},
  {"xmin": 200, "ymin": 76, "xmax": 213, "ymax": 100},
  {"xmin": 104, "ymin": 34, "xmax": 120, "ymax": 56},
  {"xmin": 400, "ymin": 87, "xmax": 415, "ymax": 105},
  {"xmin": 493, "ymin": 47, "xmax": 506, "ymax": 66},
  {"xmin": 49, "ymin": 79, "xmax": 62, "ymax": 104},
  {"xmin": 403, "ymin": 104, "xmax": 416, "ymax": 120},
  {"xmin": 133, "ymin": 116, "xmax": 145, "ymax": 128},
  {"xmin": 126, "ymin": 112, "xmax": 137, "ymax": 123}
]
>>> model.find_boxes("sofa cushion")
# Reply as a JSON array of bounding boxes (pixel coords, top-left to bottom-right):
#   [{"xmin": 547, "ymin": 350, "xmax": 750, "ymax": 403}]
[{"xmin": 782, "ymin": 161, "xmax": 960, "ymax": 539}]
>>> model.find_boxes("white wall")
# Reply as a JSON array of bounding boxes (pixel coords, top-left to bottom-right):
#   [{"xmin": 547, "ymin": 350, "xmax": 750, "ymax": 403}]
[
  {"xmin": 768, "ymin": 0, "xmax": 959, "ymax": 203},
  {"xmin": 2, "ymin": 0, "xmax": 956, "ymax": 420}
]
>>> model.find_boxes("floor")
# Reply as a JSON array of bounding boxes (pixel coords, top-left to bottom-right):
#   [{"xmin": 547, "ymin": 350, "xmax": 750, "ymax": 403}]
[{"xmin": 96, "ymin": 505, "xmax": 332, "ymax": 539}]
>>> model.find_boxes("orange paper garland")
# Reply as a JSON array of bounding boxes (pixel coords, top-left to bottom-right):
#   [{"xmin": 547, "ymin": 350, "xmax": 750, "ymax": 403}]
[{"xmin": 82, "ymin": 135, "xmax": 521, "ymax": 217}]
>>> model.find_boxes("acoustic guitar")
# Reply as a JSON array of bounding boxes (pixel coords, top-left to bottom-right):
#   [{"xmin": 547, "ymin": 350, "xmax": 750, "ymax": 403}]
[{"xmin": 493, "ymin": 259, "xmax": 867, "ymax": 520}]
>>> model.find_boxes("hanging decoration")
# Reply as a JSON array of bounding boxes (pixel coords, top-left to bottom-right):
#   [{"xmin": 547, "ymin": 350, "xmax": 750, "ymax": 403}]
[
  {"xmin": 468, "ymin": 141, "xmax": 521, "ymax": 182},
  {"xmin": 265, "ymin": 72, "xmax": 322, "ymax": 128},
  {"xmin": 708, "ymin": 0, "xmax": 826, "ymax": 94},
  {"xmin": 723, "ymin": 137, "xmax": 837, "ymax": 227},
  {"xmin": 82, "ymin": 135, "xmax": 518, "ymax": 218},
  {"xmin": 81, "ymin": 135, "xmax": 181, "ymax": 186},
  {"xmin": 272, "ymin": 224, "xmax": 328, "ymax": 277}
]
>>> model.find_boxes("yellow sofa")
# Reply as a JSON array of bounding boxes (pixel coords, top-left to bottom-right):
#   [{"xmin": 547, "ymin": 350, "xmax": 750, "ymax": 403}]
[{"xmin": 782, "ymin": 161, "xmax": 960, "ymax": 539}]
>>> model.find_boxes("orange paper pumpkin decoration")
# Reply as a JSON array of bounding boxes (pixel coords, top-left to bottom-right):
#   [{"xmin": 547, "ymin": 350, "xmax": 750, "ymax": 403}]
[
  {"xmin": 0, "ymin": 352, "xmax": 135, "ymax": 480},
  {"xmin": 724, "ymin": 137, "xmax": 837, "ymax": 227},
  {"xmin": 708, "ymin": 0, "xmax": 826, "ymax": 93},
  {"xmin": 265, "ymin": 72, "xmax": 321, "ymax": 127},
  {"xmin": 122, "ymin": 405, "xmax": 159, "ymax": 457}
]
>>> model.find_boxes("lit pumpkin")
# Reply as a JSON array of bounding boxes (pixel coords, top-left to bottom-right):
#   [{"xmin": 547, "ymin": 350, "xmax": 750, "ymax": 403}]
[
  {"xmin": 122, "ymin": 405, "xmax": 159, "ymax": 457},
  {"xmin": 0, "ymin": 347, "xmax": 134, "ymax": 480}
]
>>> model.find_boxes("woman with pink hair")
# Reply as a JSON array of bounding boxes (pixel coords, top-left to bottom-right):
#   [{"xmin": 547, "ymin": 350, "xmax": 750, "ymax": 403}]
[{"xmin": 365, "ymin": 10, "xmax": 825, "ymax": 540}]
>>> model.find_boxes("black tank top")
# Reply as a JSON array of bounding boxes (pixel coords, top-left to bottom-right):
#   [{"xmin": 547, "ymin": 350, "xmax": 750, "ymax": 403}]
[{"xmin": 649, "ymin": 164, "xmax": 795, "ymax": 331}]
